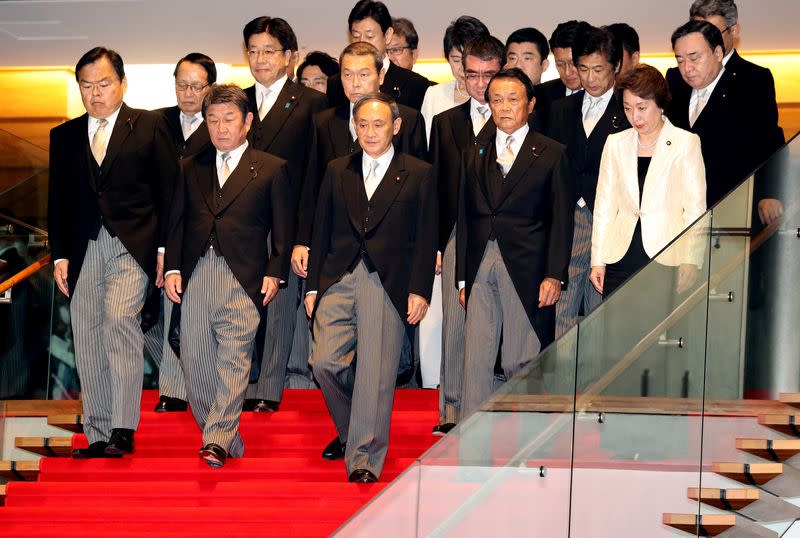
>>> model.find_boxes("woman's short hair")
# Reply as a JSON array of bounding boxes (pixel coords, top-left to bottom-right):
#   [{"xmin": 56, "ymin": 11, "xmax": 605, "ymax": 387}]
[{"xmin": 615, "ymin": 64, "xmax": 671, "ymax": 110}]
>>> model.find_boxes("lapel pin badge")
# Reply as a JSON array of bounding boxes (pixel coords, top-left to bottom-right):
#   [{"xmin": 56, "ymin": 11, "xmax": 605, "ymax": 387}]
[
  {"xmin": 532, "ymin": 146, "xmax": 541, "ymax": 158},
  {"xmin": 395, "ymin": 175, "xmax": 401, "ymax": 183},
  {"xmin": 666, "ymin": 140, "xmax": 672, "ymax": 146},
  {"xmin": 479, "ymin": 148, "xmax": 485, "ymax": 155},
  {"xmin": 284, "ymin": 102, "xmax": 291, "ymax": 109}
]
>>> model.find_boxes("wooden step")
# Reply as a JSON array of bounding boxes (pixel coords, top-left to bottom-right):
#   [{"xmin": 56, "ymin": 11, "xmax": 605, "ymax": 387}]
[
  {"xmin": 713, "ymin": 461, "xmax": 800, "ymax": 497},
  {"xmin": 688, "ymin": 487, "xmax": 760, "ymax": 511},
  {"xmin": 663, "ymin": 513, "xmax": 777, "ymax": 537},
  {"xmin": 688, "ymin": 487, "xmax": 800, "ymax": 522},
  {"xmin": 14, "ymin": 436, "xmax": 73, "ymax": 457},
  {"xmin": 757, "ymin": 414, "xmax": 800, "ymax": 437},
  {"xmin": 736, "ymin": 438, "xmax": 800, "ymax": 462},
  {"xmin": 779, "ymin": 393, "xmax": 800, "ymax": 408},
  {"xmin": 47, "ymin": 414, "xmax": 84, "ymax": 433},
  {"xmin": 0, "ymin": 484, "xmax": 5, "ymax": 506},
  {"xmin": 0, "ymin": 460, "xmax": 40, "ymax": 481}
]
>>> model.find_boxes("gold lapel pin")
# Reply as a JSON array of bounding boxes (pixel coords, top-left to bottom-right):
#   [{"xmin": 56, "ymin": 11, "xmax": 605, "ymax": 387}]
[{"xmin": 395, "ymin": 176, "xmax": 401, "ymax": 183}]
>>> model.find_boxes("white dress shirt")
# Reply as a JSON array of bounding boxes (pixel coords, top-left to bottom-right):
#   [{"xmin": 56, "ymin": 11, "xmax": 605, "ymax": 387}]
[
  {"xmin": 179, "ymin": 110, "xmax": 204, "ymax": 139},
  {"xmin": 470, "ymin": 98, "xmax": 491, "ymax": 137},
  {"xmin": 255, "ymin": 75, "xmax": 288, "ymax": 118},
  {"xmin": 164, "ymin": 141, "xmax": 249, "ymax": 277},
  {"xmin": 54, "ymin": 106, "xmax": 123, "ymax": 267},
  {"xmin": 362, "ymin": 145, "xmax": 395, "ymax": 200},
  {"xmin": 581, "ymin": 87, "xmax": 614, "ymax": 137},
  {"xmin": 722, "ymin": 48, "xmax": 734, "ymax": 66},
  {"xmin": 689, "ymin": 66, "xmax": 725, "ymax": 125},
  {"xmin": 566, "ymin": 87, "xmax": 581, "ymax": 96}
]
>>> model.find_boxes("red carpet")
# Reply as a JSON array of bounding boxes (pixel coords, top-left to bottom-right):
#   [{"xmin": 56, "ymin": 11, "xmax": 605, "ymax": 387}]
[{"xmin": 1, "ymin": 389, "xmax": 440, "ymax": 537}]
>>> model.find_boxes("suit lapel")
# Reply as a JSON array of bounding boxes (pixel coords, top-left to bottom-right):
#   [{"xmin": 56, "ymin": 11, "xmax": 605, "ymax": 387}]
[
  {"xmin": 587, "ymin": 94, "xmax": 624, "ymax": 143},
  {"xmin": 475, "ymin": 128, "xmax": 497, "ymax": 209},
  {"xmin": 341, "ymin": 153, "xmax": 367, "ymax": 234},
  {"xmin": 693, "ymin": 72, "xmax": 731, "ymax": 131},
  {"xmin": 455, "ymin": 100, "xmax": 474, "ymax": 146},
  {"xmin": 330, "ymin": 105, "xmax": 355, "ymax": 157},
  {"xmin": 381, "ymin": 62, "xmax": 403, "ymax": 101},
  {"xmin": 164, "ymin": 106, "xmax": 184, "ymax": 144},
  {"xmin": 641, "ymin": 122, "xmax": 677, "ymax": 204},
  {"xmin": 257, "ymin": 79, "xmax": 301, "ymax": 150},
  {"xmin": 495, "ymin": 129, "xmax": 541, "ymax": 208},
  {"xmin": 99, "ymin": 103, "xmax": 136, "ymax": 179},
  {"xmin": 365, "ymin": 152, "xmax": 408, "ymax": 233},
  {"xmin": 193, "ymin": 148, "xmax": 218, "ymax": 214},
  {"xmin": 217, "ymin": 146, "xmax": 259, "ymax": 214}
]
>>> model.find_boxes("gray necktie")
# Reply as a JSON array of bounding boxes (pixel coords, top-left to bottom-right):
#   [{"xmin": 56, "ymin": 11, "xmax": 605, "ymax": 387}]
[
  {"xmin": 219, "ymin": 152, "xmax": 231, "ymax": 187},
  {"xmin": 364, "ymin": 159, "xmax": 379, "ymax": 199},
  {"xmin": 475, "ymin": 105, "xmax": 489, "ymax": 132},
  {"xmin": 181, "ymin": 114, "xmax": 197, "ymax": 140},
  {"xmin": 496, "ymin": 136, "xmax": 515, "ymax": 177},
  {"xmin": 91, "ymin": 118, "xmax": 109, "ymax": 165},
  {"xmin": 258, "ymin": 88, "xmax": 271, "ymax": 121},
  {"xmin": 690, "ymin": 88, "xmax": 709, "ymax": 127},
  {"xmin": 583, "ymin": 95, "xmax": 602, "ymax": 135}
]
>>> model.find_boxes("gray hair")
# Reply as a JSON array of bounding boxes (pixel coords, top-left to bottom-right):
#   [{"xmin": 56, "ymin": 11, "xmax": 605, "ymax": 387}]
[
  {"xmin": 690, "ymin": 0, "xmax": 738, "ymax": 27},
  {"xmin": 202, "ymin": 83, "xmax": 249, "ymax": 119},
  {"xmin": 352, "ymin": 92, "xmax": 400, "ymax": 122}
]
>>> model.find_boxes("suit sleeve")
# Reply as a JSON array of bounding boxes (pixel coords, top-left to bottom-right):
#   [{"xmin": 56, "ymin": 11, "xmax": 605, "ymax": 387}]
[
  {"xmin": 295, "ymin": 116, "xmax": 322, "ymax": 247},
  {"xmin": 545, "ymin": 149, "xmax": 575, "ymax": 285},
  {"xmin": 305, "ymin": 163, "xmax": 335, "ymax": 293},
  {"xmin": 150, "ymin": 113, "xmax": 177, "ymax": 248},
  {"xmin": 267, "ymin": 163, "xmax": 293, "ymax": 280},
  {"xmin": 590, "ymin": 140, "xmax": 617, "ymax": 268},
  {"xmin": 164, "ymin": 159, "xmax": 187, "ymax": 273},
  {"xmin": 407, "ymin": 166, "xmax": 438, "ymax": 303},
  {"xmin": 408, "ymin": 112, "xmax": 429, "ymax": 162},
  {"xmin": 47, "ymin": 128, "xmax": 67, "ymax": 261}
]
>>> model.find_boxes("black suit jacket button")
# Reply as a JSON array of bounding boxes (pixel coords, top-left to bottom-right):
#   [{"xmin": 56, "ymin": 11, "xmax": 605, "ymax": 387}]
[
  {"xmin": 215, "ymin": 215, "xmax": 221, "ymax": 220},
  {"xmin": 491, "ymin": 211, "xmax": 496, "ymax": 217}
]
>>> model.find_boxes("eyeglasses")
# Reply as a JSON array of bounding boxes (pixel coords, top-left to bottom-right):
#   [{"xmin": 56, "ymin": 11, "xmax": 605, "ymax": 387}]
[
  {"xmin": 248, "ymin": 47, "xmax": 285, "ymax": 58},
  {"xmin": 464, "ymin": 71, "xmax": 498, "ymax": 82},
  {"xmin": 175, "ymin": 82, "xmax": 209, "ymax": 93},
  {"xmin": 720, "ymin": 25, "xmax": 733, "ymax": 34},
  {"xmin": 386, "ymin": 46, "xmax": 412, "ymax": 57}
]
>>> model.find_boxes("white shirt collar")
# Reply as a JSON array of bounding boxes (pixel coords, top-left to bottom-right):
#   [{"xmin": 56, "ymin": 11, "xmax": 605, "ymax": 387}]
[
  {"xmin": 470, "ymin": 97, "xmax": 489, "ymax": 117},
  {"xmin": 495, "ymin": 123, "xmax": 529, "ymax": 159},
  {"xmin": 362, "ymin": 144, "xmax": 395, "ymax": 178},
  {"xmin": 582, "ymin": 86, "xmax": 614, "ymax": 109},
  {"xmin": 179, "ymin": 110, "xmax": 204, "ymax": 123},
  {"xmin": 566, "ymin": 86, "xmax": 581, "ymax": 96},
  {"xmin": 722, "ymin": 48, "xmax": 734, "ymax": 66},
  {"xmin": 88, "ymin": 104, "xmax": 123, "ymax": 138},
  {"xmin": 693, "ymin": 65, "xmax": 725, "ymax": 100},
  {"xmin": 216, "ymin": 140, "xmax": 249, "ymax": 174},
  {"xmin": 382, "ymin": 56, "xmax": 391, "ymax": 75},
  {"xmin": 255, "ymin": 75, "xmax": 288, "ymax": 103}
]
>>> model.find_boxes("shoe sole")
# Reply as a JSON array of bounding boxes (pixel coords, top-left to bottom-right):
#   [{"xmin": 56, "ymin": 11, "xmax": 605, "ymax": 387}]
[
  {"xmin": 200, "ymin": 450, "xmax": 225, "ymax": 468},
  {"xmin": 104, "ymin": 446, "xmax": 132, "ymax": 456}
]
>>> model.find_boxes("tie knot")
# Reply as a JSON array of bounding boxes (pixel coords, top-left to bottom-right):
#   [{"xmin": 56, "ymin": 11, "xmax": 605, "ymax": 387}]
[
  {"xmin": 368, "ymin": 159, "xmax": 379, "ymax": 176},
  {"xmin": 221, "ymin": 152, "xmax": 230, "ymax": 164},
  {"xmin": 97, "ymin": 118, "xmax": 108, "ymax": 128},
  {"xmin": 505, "ymin": 135, "xmax": 514, "ymax": 148},
  {"xmin": 182, "ymin": 114, "xmax": 197, "ymax": 125},
  {"xmin": 477, "ymin": 105, "xmax": 488, "ymax": 118}
]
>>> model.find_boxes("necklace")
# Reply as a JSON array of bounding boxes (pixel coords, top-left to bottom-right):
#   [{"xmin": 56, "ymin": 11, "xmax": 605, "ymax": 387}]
[
  {"xmin": 455, "ymin": 80, "xmax": 468, "ymax": 99},
  {"xmin": 637, "ymin": 136, "xmax": 658, "ymax": 149}
]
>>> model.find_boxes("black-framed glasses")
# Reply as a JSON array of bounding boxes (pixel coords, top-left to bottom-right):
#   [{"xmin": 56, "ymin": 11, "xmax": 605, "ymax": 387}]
[
  {"xmin": 248, "ymin": 47, "xmax": 285, "ymax": 58},
  {"xmin": 387, "ymin": 46, "xmax": 412, "ymax": 57},
  {"xmin": 175, "ymin": 82, "xmax": 209, "ymax": 93}
]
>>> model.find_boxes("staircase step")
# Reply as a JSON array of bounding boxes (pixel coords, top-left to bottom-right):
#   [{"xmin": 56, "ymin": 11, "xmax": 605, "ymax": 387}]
[
  {"xmin": 757, "ymin": 414, "xmax": 800, "ymax": 437},
  {"xmin": 663, "ymin": 513, "xmax": 777, "ymax": 537},
  {"xmin": 47, "ymin": 414, "xmax": 84, "ymax": 433},
  {"xmin": 15, "ymin": 437, "xmax": 73, "ymax": 457},
  {"xmin": 0, "ymin": 484, "xmax": 5, "ymax": 506},
  {"xmin": 687, "ymin": 487, "xmax": 760, "ymax": 511},
  {"xmin": 736, "ymin": 438, "xmax": 800, "ymax": 462},
  {"xmin": 713, "ymin": 461, "xmax": 800, "ymax": 497},
  {"xmin": 0, "ymin": 460, "xmax": 40, "ymax": 481},
  {"xmin": 778, "ymin": 393, "xmax": 800, "ymax": 408}
]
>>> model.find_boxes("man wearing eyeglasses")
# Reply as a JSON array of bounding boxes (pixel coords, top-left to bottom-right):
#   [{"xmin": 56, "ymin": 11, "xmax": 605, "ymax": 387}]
[
  {"xmin": 241, "ymin": 16, "xmax": 328, "ymax": 415},
  {"xmin": 146, "ymin": 52, "xmax": 216, "ymax": 413},
  {"xmin": 386, "ymin": 17, "xmax": 420, "ymax": 71}
]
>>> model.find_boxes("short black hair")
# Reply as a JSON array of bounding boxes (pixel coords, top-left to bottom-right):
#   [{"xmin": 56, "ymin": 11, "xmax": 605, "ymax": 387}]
[
  {"xmin": 339, "ymin": 42, "xmax": 383, "ymax": 74},
  {"xmin": 443, "ymin": 15, "xmax": 489, "ymax": 59},
  {"xmin": 671, "ymin": 19, "xmax": 725, "ymax": 52},
  {"xmin": 173, "ymin": 52, "xmax": 217, "ymax": 84},
  {"xmin": 572, "ymin": 26, "xmax": 621, "ymax": 70},
  {"xmin": 243, "ymin": 16, "xmax": 298, "ymax": 52},
  {"xmin": 505, "ymin": 27, "xmax": 550, "ymax": 61},
  {"xmin": 297, "ymin": 51, "xmax": 340, "ymax": 80},
  {"xmin": 353, "ymin": 91, "xmax": 401, "ymax": 121},
  {"xmin": 75, "ymin": 47, "xmax": 125, "ymax": 82},
  {"xmin": 348, "ymin": 0, "xmax": 392, "ymax": 33},
  {"xmin": 202, "ymin": 84, "xmax": 250, "ymax": 120},
  {"xmin": 549, "ymin": 20, "xmax": 592, "ymax": 50},
  {"xmin": 463, "ymin": 35, "xmax": 505, "ymax": 67},
  {"xmin": 485, "ymin": 68, "xmax": 536, "ymax": 103},
  {"xmin": 605, "ymin": 23, "xmax": 640, "ymax": 55},
  {"xmin": 392, "ymin": 17, "xmax": 419, "ymax": 50}
]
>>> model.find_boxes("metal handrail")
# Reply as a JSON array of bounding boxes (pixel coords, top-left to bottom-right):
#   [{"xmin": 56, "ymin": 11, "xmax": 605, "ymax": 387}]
[
  {"xmin": 0, "ymin": 253, "xmax": 52, "ymax": 294},
  {"xmin": 0, "ymin": 214, "xmax": 48, "ymax": 237}
]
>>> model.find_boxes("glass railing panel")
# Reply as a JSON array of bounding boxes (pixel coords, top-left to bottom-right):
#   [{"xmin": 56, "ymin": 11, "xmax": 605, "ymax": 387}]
[
  {"xmin": 570, "ymin": 212, "xmax": 713, "ymax": 537},
  {"xmin": 0, "ymin": 127, "xmax": 49, "ymax": 196}
]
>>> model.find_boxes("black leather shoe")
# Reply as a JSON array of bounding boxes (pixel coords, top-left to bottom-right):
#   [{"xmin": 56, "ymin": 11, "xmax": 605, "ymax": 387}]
[
  {"xmin": 72, "ymin": 441, "xmax": 122, "ymax": 459},
  {"xmin": 252, "ymin": 399, "xmax": 279, "ymax": 413},
  {"xmin": 348, "ymin": 469, "xmax": 378, "ymax": 483},
  {"xmin": 242, "ymin": 399, "xmax": 258, "ymax": 411},
  {"xmin": 154, "ymin": 395, "xmax": 189, "ymax": 412},
  {"xmin": 322, "ymin": 437, "xmax": 346, "ymax": 460},
  {"xmin": 432, "ymin": 423, "xmax": 456, "ymax": 436},
  {"xmin": 200, "ymin": 443, "xmax": 227, "ymax": 468},
  {"xmin": 105, "ymin": 428, "xmax": 135, "ymax": 456}
]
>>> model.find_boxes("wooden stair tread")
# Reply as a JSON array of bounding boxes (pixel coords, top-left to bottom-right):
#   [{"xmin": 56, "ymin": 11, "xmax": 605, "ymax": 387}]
[
  {"xmin": 687, "ymin": 487, "xmax": 760, "ymax": 511},
  {"xmin": 0, "ymin": 460, "xmax": 40, "ymax": 481},
  {"xmin": 15, "ymin": 436, "xmax": 73, "ymax": 457},
  {"xmin": 736, "ymin": 438, "xmax": 800, "ymax": 461},
  {"xmin": 0, "ymin": 484, "xmax": 5, "ymax": 506},
  {"xmin": 663, "ymin": 513, "xmax": 736, "ymax": 536},
  {"xmin": 779, "ymin": 393, "xmax": 800, "ymax": 408},
  {"xmin": 47, "ymin": 414, "xmax": 84, "ymax": 433},
  {"xmin": 712, "ymin": 462, "xmax": 783, "ymax": 485}
]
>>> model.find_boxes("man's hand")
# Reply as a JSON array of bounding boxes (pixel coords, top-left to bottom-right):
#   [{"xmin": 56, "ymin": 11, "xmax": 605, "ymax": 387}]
[
  {"xmin": 589, "ymin": 266, "xmax": 605, "ymax": 295},
  {"xmin": 304, "ymin": 293, "xmax": 316, "ymax": 318},
  {"xmin": 156, "ymin": 252, "xmax": 165, "ymax": 288},
  {"xmin": 676, "ymin": 264, "xmax": 698, "ymax": 295},
  {"xmin": 538, "ymin": 277, "xmax": 561, "ymax": 307},
  {"xmin": 291, "ymin": 246, "xmax": 309, "ymax": 278},
  {"xmin": 435, "ymin": 252, "xmax": 442, "ymax": 276},
  {"xmin": 459, "ymin": 287, "xmax": 466, "ymax": 308},
  {"xmin": 164, "ymin": 274, "xmax": 182, "ymax": 303},
  {"xmin": 54, "ymin": 259, "xmax": 70, "ymax": 297},
  {"xmin": 261, "ymin": 276, "xmax": 281, "ymax": 305},
  {"xmin": 758, "ymin": 198, "xmax": 783, "ymax": 226},
  {"xmin": 407, "ymin": 293, "xmax": 429, "ymax": 324}
]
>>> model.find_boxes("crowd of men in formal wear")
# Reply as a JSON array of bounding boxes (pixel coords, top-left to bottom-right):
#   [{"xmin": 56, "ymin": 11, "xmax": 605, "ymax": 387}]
[{"xmin": 47, "ymin": 0, "xmax": 784, "ymax": 482}]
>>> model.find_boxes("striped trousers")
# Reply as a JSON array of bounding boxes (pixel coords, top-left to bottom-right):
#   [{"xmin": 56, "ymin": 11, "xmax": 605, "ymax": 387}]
[
  {"xmin": 70, "ymin": 227, "xmax": 148, "ymax": 444},
  {"xmin": 460, "ymin": 240, "xmax": 541, "ymax": 421},
  {"xmin": 143, "ymin": 295, "xmax": 187, "ymax": 400},
  {"xmin": 555, "ymin": 204, "xmax": 602, "ymax": 339},
  {"xmin": 180, "ymin": 252, "xmax": 259, "ymax": 457},
  {"xmin": 439, "ymin": 226, "xmax": 465, "ymax": 424},
  {"xmin": 310, "ymin": 261, "xmax": 405, "ymax": 478}
]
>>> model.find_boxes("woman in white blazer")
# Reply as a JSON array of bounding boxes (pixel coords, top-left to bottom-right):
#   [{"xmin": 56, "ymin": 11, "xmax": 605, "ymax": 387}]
[{"xmin": 590, "ymin": 64, "xmax": 706, "ymax": 297}]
